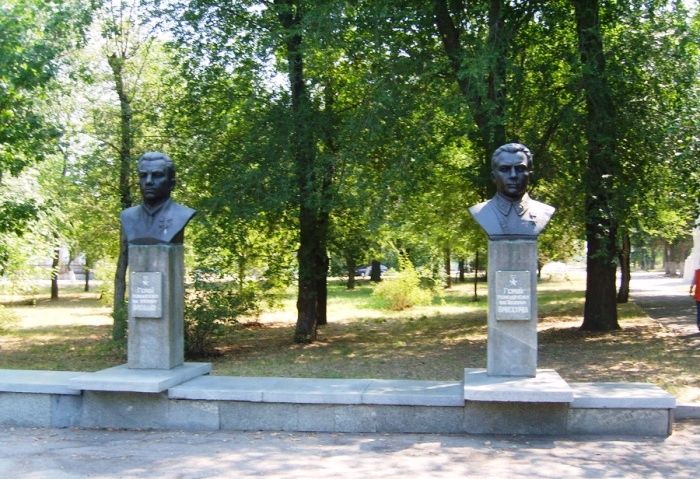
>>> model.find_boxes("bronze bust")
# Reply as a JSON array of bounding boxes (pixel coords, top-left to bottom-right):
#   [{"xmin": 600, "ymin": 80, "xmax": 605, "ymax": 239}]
[
  {"xmin": 469, "ymin": 143, "xmax": 554, "ymax": 239},
  {"xmin": 120, "ymin": 152, "xmax": 196, "ymax": 245}
]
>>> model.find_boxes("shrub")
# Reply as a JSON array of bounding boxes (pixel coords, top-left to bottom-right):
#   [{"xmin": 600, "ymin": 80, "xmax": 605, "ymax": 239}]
[
  {"xmin": 184, "ymin": 270, "xmax": 262, "ymax": 358},
  {"xmin": 93, "ymin": 259, "xmax": 116, "ymax": 306},
  {"xmin": 372, "ymin": 255, "xmax": 433, "ymax": 311},
  {"xmin": 0, "ymin": 304, "xmax": 18, "ymax": 332}
]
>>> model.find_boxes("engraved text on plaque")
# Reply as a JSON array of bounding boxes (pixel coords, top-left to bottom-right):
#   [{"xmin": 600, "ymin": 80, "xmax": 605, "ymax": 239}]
[
  {"xmin": 130, "ymin": 271, "xmax": 163, "ymax": 318},
  {"xmin": 495, "ymin": 270, "xmax": 531, "ymax": 321}
]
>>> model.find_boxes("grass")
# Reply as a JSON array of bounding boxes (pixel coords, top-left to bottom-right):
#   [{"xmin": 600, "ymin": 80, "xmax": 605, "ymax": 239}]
[{"xmin": 0, "ymin": 278, "xmax": 698, "ymax": 402}]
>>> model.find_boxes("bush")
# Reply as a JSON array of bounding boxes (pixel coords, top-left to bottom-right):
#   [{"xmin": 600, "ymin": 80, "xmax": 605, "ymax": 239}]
[
  {"xmin": 184, "ymin": 270, "xmax": 262, "ymax": 358},
  {"xmin": 0, "ymin": 304, "xmax": 18, "ymax": 332},
  {"xmin": 93, "ymin": 259, "xmax": 116, "ymax": 306},
  {"xmin": 372, "ymin": 255, "xmax": 433, "ymax": 311}
]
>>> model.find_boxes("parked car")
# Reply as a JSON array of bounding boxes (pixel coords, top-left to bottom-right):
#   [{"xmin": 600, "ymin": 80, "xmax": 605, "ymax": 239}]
[{"xmin": 355, "ymin": 264, "xmax": 388, "ymax": 277}]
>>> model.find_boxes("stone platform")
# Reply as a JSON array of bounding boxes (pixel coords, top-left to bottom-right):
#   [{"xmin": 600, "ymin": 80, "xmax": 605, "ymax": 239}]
[
  {"xmin": 69, "ymin": 362, "xmax": 212, "ymax": 393},
  {"xmin": 0, "ymin": 368, "xmax": 678, "ymax": 436},
  {"xmin": 464, "ymin": 368, "xmax": 573, "ymax": 403}
]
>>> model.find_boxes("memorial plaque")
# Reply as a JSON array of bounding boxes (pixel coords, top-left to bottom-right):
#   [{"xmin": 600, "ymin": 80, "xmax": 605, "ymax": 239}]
[
  {"xmin": 494, "ymin": 270, "xmax": 531, "ymax": 321},
  {"xmin": 130, "ymin": 271, "xmax": 163, "ymax": 318}
]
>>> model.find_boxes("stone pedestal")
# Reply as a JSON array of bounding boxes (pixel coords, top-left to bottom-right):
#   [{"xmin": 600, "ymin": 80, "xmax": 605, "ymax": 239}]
[
  {"xmin": 127, "ymin": 244, "xmax": 184, "ymax": 370},
  {"xmin": 487, "ymin": 239, "xmax": 538, "ymax": 377}
]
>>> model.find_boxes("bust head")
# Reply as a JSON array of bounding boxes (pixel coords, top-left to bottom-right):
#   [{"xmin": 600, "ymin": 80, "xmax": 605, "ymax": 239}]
[
  {"xmin": 490, "ymin": 143, "xmax": 533, "ymax": 200},
  {"xmin": 137, "ymin": 152, "xmax": 176, "ymax": 207}
]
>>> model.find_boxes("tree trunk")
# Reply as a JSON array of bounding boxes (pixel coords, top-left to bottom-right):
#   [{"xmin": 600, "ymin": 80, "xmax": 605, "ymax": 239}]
[
  {"xmin": 50, "ymin": 247, "xmax": 59, "ymax": 300},
  {"xmin": 444, "ymin": 247, "xmax": 452, "ymax": 288},
  {"xmin": 276, "ymin": 0, "xmax": 324, "ymax": 343},
  {"xmin": 346, "ymin": 255, "xmax": 357, "ymax": 290},
  {"xmin": 370, "ymin": 260, "xmax": 382, "ymax": 282},
  {"xmin": 316, "ymin": 248, "xmax": 328, "ymax": 326},
  {"xmin": 573, "ymin": 0, "xmax": 620, "ymax": 331},
  {"xmin": 108, "ymin": 52, "xmax": 133, "ymax": 341},
  {"xmin": 617, "ymin": 231, "xmax": 631, "ymax": 303},
  {"xmin": 583, "ymin": 233, "xmax": 619, "ymax": 330},
  {"xmin": 112, "ymin": 233, "xmax": 129, "ymax": 340},
  {"xmin": 473, "ymin": 251, "xmax": 479, "ymax": 301},
  {"xmin": 81, "ymin": 255, "xmax": 90, "ymax": 293},
  {"xmin": 458, "ymin": 258, "xmax": 465, "ymax": 283}
]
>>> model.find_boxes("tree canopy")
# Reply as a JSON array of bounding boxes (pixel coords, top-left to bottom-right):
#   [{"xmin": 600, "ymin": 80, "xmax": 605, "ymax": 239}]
[{"xmin": 2, "ymin": 0, "xmax": 699, "ymax": 339}]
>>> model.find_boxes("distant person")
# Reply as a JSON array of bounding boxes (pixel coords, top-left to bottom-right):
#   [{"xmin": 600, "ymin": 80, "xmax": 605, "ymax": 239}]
[
  {"xmin": 469, "ymin": 143, "xmax": 555, "ymax": 239},
  {"xmin": 690, "ymin": 266, "xmax": 700, "ymax": 331},
  {"xmin": 120, "ymin": 152, "xmax": 196, "ymax": 245}
]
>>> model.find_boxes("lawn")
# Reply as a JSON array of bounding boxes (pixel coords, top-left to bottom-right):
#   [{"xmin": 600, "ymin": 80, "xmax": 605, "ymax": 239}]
[{"xmin": 0, "ymin": 278, "xmax": 697, "ymax": 402}]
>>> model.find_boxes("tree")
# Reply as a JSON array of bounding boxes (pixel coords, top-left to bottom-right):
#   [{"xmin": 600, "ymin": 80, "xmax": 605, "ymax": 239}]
[
  {"xmin": 605, "ymin": 3, "xmax": 700, "ymax": 300},
  {"xmin": 94, "ymin": 0, "xmax": 165, "ymax": 339},
  {"xmin": 0, "ymin": 0, "xmax": 92, "ymax": 271},
  {"xmin": 571, "ymin": 0, "xmax": 620, "ymax": 330},
  {"xmin": 432, "ymin": 0, "xmax": 544, "ymax": 199}
]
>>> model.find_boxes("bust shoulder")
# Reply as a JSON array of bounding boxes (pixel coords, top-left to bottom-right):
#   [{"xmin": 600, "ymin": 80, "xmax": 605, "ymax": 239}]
[
  {"xmin": 530, "ymin": 198, "xmax": 554, "ymax": 213},
  {"xmin": 166, "ymin": 201, "xmax": 196, "ymax": 218},
  {"xmin": 120, "ymin": 201, "xmax": 196, "ymax": 245},
  {"xmin": 468, "ymin": 200, "xmax": 491, "ymax": 216}
]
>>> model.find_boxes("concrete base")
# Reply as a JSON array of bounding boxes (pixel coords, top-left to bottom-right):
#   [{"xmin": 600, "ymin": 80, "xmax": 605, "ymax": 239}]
[
  {"xmin": 0, "ymin": 368, "xmax": 678, "ymax": 437},
  {"xmin": 464, "ymin": 368, "xmax": 574, "ymax": 403},
  {"xmin": 69, "ymin": 363, "xmax": 212, "ymax": 393}
]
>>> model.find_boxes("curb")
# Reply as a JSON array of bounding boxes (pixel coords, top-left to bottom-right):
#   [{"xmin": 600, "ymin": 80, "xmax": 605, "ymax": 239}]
[{"xmin": 676, "ymin": 403, "xmax": 700, "ymax": 420}]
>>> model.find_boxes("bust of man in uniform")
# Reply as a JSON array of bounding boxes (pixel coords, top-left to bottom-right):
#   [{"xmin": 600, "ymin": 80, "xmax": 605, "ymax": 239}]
[
  {"xmin": 469, "ymin": 143, "xmax": 554, "ymax": 239},
  {"xmin": 120, "ymin": 152, "xmax": 196, "ymax": 245}
]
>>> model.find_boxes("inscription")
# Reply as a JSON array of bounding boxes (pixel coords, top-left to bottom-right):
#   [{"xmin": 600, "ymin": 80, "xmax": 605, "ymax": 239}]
[
  {"xmin": 494, "ymin": 271, "xmax": 531, "ymax": 320},
  {"xmin": 130, "ymin": 272, "xmax": 162, "ymax": 318}
]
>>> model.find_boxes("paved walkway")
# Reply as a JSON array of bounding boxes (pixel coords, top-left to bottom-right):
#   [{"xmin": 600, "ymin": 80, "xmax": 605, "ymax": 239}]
[
  {"xmin": 0, "ymin": 421, "xmax": 698, "ymax": 479},
  {"xmin": 630, "ymin": 271, "xmax": 700, "ymax": 345}
]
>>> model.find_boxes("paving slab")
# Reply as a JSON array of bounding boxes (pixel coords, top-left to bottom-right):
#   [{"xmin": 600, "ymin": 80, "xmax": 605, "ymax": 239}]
[
  {"xmin": 570, "ymin": 382, "xmax": 676, "ymax": 409},
  {"xmin": 0, "ymin": 369, "xmax": 82, "ymax": 395},
  {"xmin": 170, "ymin": 376, "xmax": 371, "ymax": 404},
  {"xmin": 69, "ymin": 363, "xmax": 211, "ymax": 393},
  {"xmin": 362, "ymin": 379, "xmax": 463, "ymax": 406},
  {"xmin": 464, "ymin": 368, "xmax": 573, "ymax": 403},
  {"xmin": 170, "ymin": 376, "xmax": 463, "ymax": 406}
]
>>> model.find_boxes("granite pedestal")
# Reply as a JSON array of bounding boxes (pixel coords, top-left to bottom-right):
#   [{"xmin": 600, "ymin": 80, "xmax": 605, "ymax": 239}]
[
  {"xmin": 487, "ymin": 239, "xmax": 538, "ymax": 377},
  {"xmin": 128, "ymin": 244, "xmax": 184, "ymax": 370}
]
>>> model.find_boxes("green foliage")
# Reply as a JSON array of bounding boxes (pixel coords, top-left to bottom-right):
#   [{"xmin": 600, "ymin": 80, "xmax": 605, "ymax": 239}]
[
  {"xmin": 93, "ymin": 259, "xmax": 116, "ymax": 306},
  {"xmin": 0, "ymin": 0, "xmax": 92, "ymax": 176},
  {"xmin": 0, "ymin": 0, "xmax": 94, "ymax": 276},
  {"xmin": 184, "ymin": 269, "xmax": 264, "ymax": 358},
  {"xmin": 0, "ymin": 305, "xmax": 19, "ymax": 333},
  {"xmin": 2, "ymin": 1, "xmax": 694, "ymax": 340},
  {"xmin": 372, "ymin": 254, "xmax": 433, "ymax": 311},
  {"xmin": 111, "ymin": 303, "xmax": 128, "ymax": 342}
]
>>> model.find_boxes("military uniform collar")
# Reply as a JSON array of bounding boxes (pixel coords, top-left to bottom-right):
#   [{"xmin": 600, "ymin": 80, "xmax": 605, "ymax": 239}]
[
  {"xmin": 141, "ymin": 198, "xmax": 171, "ymax": 217},
  {"xmin": 494, "ymin": 192, "xmax": 531, "ymax": 217}
]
